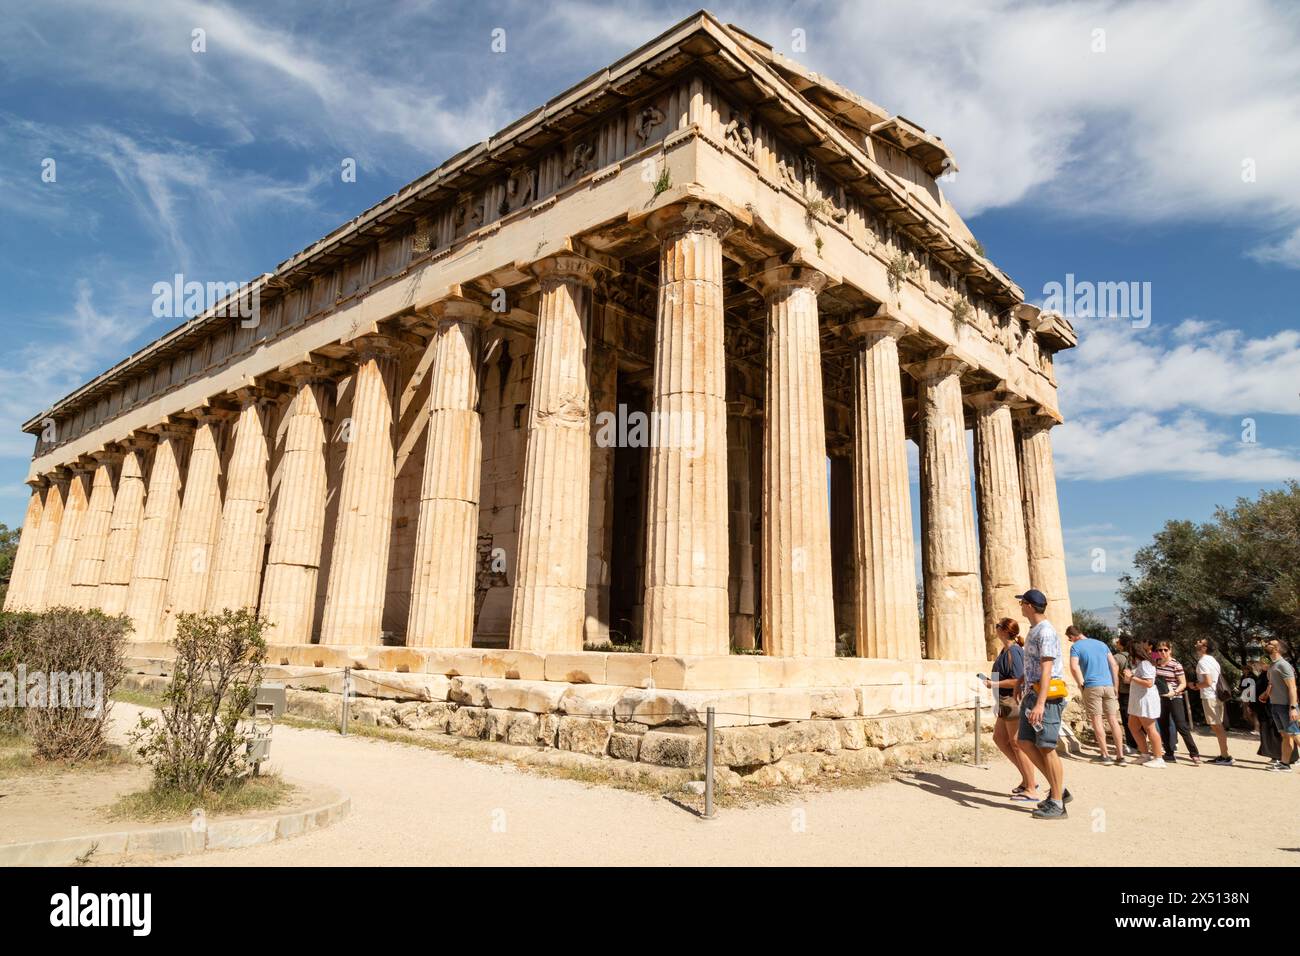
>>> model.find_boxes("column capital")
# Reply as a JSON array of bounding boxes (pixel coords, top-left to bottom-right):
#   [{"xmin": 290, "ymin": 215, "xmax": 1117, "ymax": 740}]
[
  {"xmin": 646, "ymin": 201, "xmax": 733, "ymax": 243},
  {"xmin": 965, "ymin": 384, "xmax": 1017, "ymax": 412},
  {"xmin": 905, "ymin": 351, "xmax": 969, "ymax": 384},
  {"xmin": 146, "ymin": 420, "xmax": 196, "ymax": 442},
  {"xmin": 121, "ymin": 431, "xmax": 160, "ymax": 451},
  {"xmin": 742, "ymin": 253, "xmax": 835, "ymax": 299},
  {"xmin": 25, "ymin": 475, "xmax": 49, "ymax": 490},
  {"xmin": 228, "ymin": 384, "xmax": 281, "ymax": 408},
  {"xmin": 528, "ymin": 251, "xmax": 603, "ymax": 289},
  {"xmin": 89, "ymin": 448, "xmax": 125, "ymax": 466},
  {"xmin": 843, "ymin": 314, "xmax": 911, "ymax": 341},
  {"xmin": 1013, "ymin": 406, "xmax": 1064, "ymax": 430},
  {"xmin": 342, "ymin": 332, "xmax": 419, "ymax": 363}
]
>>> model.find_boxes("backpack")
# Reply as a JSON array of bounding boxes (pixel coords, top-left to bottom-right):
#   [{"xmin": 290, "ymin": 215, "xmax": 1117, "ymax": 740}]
[{"xmin": 1214, "ymin": 667, "xmax": 1232, "ymax": 700}]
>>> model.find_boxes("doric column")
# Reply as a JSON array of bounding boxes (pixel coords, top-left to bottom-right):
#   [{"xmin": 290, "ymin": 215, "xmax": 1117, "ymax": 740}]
[
  {"xmin": 1016, "ymin": 412, "xmax": 1074, "ymax": 636},
  {"xmin": 509, "ymin": 253, "xmax": 598, "ymax": 653},
  {"xmin": 45, "ymin": 465, "xmax": 92, "ymax": 608},
  {"xmin": 727, "ymin": 398, "xmax": 757, "ymax": 650},
  {"xmin": 319, "ymin": 336, "xmax": 403, "ymax": 645},
  {"xmin": 99, "ymin": 443, "xmax": 147, "ymax": 616},
  {"xmin": 126, "ymin": 424, "xmax": 190, "ymax": 642},
  {"xmin": 24, "ymin": 476, "xmax": 68, "ymax": 611},
  {"xmin": 829, "ymin": 451, "xmax": 855, "ymax": 652},
  {"xmin": 907, "ymin": 354, "xmax": 983, "ymax": 661},
  {"xmin": 260, "ymin": 368, "xmax": 332, "ymax": 644},
  {"xmin": 161, "ymin": 410, "xmax": 226, "ymax": 641},
  {"xmin": 972, "ymin": 390, "xmax": 1032, "ymax": 656},
  {"xmin": 208, "ymin": 392, "xmax": 272, "ymax": 614},
  {"xmin": 69, "ymin": 453, "xmax": 119, "ymax": 608},
  {"xmin": 641, "ymin": 204, "xmax": 731, "ymax": 657},
  {"xmin": 408, "ymin": 302, "xmax": 486, "ymax": 648},
  {"xmin": 4, "ymin": 478, "xmax": 47, "ymax": 610},
  {"xmin": 748, "ymin": 260, "xmax": 836, "ymax": 658},
  {"xmin": 585, "ymin": 341, "xmax": 617, "ymax": 647},
  {"xmin": 849, "ymin": 317, "xmax": 921, "ymax": 659}
]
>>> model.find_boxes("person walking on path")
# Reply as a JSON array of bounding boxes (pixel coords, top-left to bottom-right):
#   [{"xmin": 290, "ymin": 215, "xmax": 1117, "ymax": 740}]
[
  {"xmin": 1015, "ymin": 589, "xmax": 1070, "ymax": 820},
  {"xmin": 984, "ymin": 618, "xmax": 1039, "ymax": 801},
  {"xmin": 1124, "ymin": 641, "xmax": 1166, "ymax": 768},
  {"xmin": 1067, "ymin": 625, "xmax": 1126, "ymax": 765},
  {"xmin": 1113, "ymin": 635, "xmax": 1139, "ymax": 750},
  {"xmin": 1263, "ymin": 639, "xmax": 1300, "ymax": 773},
  {"xmin": 1191, "ymin": 639, "xmax": 1232, "ymax": 765},
  {"xmin": 1153, "ymin": 642, "xmax": 1200, "ymax": 764}
]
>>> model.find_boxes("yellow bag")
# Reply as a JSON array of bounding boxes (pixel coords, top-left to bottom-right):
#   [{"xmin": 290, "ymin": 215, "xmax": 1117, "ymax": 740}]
[{"xmin": 1046, "ymin": 678, "xmax": 1070, "ymax": 701}]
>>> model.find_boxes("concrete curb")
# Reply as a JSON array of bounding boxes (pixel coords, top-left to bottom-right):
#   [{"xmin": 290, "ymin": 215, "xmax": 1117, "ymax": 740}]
[{"xmin": 0, "ymin": 785, "xmax": 350, "ymax": 866}]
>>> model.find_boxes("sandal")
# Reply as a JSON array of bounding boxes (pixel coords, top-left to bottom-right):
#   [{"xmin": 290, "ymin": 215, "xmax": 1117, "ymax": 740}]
[{"xmin": 1011, "ymin": 790, "xmax": 1040, "ymax": 802}]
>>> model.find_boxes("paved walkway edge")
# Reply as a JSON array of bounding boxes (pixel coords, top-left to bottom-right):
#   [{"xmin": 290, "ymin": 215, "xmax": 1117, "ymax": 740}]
[{"xmin": 0, "ymin": 785, "xmax": 351, "ymax": 866}]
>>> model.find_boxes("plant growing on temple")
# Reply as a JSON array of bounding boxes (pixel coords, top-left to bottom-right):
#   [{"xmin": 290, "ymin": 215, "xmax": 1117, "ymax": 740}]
[
  {"xmin": 130, "ymin": 609, "xmax": 268, "ymax": 795},
  {"xmin": 948, "ymin": 295, "xmax": 972, "ymax": 332},
  {"xmin": 652, "ymin": 167, "xmax": 671, "ymax": 198},
  {"xmin": 886, "ymin": 252, "xmax": 917, "ymax": 294},
  {"xmin": 9, "ymin": 608, "xmax": 130, "ymax": 761}
]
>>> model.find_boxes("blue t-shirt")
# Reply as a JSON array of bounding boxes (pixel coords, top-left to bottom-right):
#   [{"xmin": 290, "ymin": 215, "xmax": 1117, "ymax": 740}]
[
  {"xmin": 1070, "ymin": 637, "xmax": 1113, "ymax": 688},
  {"xmin": 992, "ymin": 644, "xmax": 1023, "ymax": 698}
]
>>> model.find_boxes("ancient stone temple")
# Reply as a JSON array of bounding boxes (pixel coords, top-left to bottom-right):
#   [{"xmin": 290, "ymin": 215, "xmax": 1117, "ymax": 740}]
[{"xmin": 5, "ymin": 13, "xmax": 1075, "ymax": 691}]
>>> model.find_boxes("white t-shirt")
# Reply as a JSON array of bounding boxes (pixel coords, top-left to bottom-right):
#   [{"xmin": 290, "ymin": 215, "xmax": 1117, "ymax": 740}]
[{"xmin": 1196, "ymin": 655, "xmax": 1221, "ymax": 700}]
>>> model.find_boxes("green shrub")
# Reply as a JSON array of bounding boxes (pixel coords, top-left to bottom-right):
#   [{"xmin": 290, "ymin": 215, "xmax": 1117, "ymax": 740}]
[
  {"xmin": 130, "ymin": 609, "xmax": 267, "ymax": 795},
  {"xmin": 3, "ymin": 608, "xmax": 130, "ymax": 761}
]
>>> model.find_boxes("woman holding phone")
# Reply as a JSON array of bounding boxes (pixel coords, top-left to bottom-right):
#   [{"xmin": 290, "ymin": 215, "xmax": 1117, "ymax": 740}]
[
  {"xmin": 1124, "ymin": 640, "xmax": 1166, "ymax": 768},
  {"xmin": 983, "ymin": 618, "xmax": 1038, "ymax": 801}
]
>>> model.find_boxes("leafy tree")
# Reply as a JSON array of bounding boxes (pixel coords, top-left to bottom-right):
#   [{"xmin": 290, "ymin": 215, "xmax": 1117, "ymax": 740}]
[
  {"xmin": 1070, "ymin": 608, "xmax": 1115, "ymax": 646},
  {"xmin": 0, "ymin": 522, "xmax": 19, "ymax": 607},
  {"xmin": 1119, "ymin": 481, "xmax": 1300, "ymax": 670}
]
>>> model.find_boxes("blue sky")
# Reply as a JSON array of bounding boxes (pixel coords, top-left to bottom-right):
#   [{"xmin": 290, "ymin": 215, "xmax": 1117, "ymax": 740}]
[{"xmin": 1, "ymin": 0, "xmax": 1297, "ymax": 613}]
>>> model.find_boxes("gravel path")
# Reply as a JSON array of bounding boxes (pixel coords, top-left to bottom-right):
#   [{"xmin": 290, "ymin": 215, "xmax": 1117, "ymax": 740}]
[{"xmin": 103, "ymin": 705, "xmax": 1297, "ymax": 867}]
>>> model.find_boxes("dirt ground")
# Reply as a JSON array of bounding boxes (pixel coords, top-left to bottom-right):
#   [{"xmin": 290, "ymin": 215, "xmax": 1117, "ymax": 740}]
[{"xmin": 66, "ymin": 704, "xmax": 1292, "ymax": 868}]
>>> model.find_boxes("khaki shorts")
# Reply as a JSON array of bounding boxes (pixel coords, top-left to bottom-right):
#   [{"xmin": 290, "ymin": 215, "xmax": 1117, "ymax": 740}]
[
  {"xmin": 1083, "ymin": 684, "xmax": 1120, "ymax": 719},
  {"xmin": 1202, "ymin": 696, "xmax": 1225, "ymax": 726}
]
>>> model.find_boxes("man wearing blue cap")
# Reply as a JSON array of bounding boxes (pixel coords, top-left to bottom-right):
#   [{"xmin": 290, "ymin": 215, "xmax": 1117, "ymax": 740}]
[{"xmin": 1015, "ymin": 587, "xmax": 1071, "ymax": 820}]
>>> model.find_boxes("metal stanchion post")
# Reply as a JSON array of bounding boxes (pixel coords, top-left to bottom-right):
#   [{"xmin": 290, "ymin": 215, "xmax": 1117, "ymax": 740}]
[
  {"xmin": 974, "ymin": 693, "xmax": 982, "ymax": 766},
  {"xmin": 704, "ymin": 706, "xmax": 715, "ymax": 820},
  {"xmin": 341, "ymin": 666, "xmax": 351, "ymax": 737}
]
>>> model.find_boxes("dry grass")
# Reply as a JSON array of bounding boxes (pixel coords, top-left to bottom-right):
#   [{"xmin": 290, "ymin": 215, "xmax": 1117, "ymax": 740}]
[{"xmin": 106, "ymin": 774, "xmax": 294, "ymax": 822}]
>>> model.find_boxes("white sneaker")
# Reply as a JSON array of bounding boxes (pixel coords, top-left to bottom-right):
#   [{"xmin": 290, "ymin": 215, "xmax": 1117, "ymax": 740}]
[{"xmin": 1143, "ymin": 758, "xmax": 1167, "ymax": 768}]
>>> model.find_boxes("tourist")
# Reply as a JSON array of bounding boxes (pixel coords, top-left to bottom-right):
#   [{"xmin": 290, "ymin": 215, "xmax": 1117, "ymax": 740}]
[
  {"xmin": 1123, "ymin": 641, "xmax": 1166, "ymax": 767},
  {"xmin": 1153, "ymin": 641, "xmax": 1200, "ymax": 764},
  {"xmin": 1263, "ymin": 639, "xmax": 1300, "ymax": 773},
  {"xmin": 983, "ymin": 618, "xmax": 1038, "ymax": 801},
  {"xmin": 1066, "ymin": 625, "xmax": 1125, "ymax": 765},
  {"xmin": 1191, "ymin": 639, "xmax": 1232, "ymax": 765},
  {"xmin": 1014, "ymin": 588, "xmax": 1070, "ymax": 820},
  {"xmin": 1113, "ymin": 634, "xmax": 1138, "ymax": 750}
]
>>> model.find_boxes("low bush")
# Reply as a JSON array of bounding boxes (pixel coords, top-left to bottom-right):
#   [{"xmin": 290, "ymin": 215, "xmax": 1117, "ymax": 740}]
[{"xmin": 130, "ymin": 609, "xmax": 267, "ymax": 795}]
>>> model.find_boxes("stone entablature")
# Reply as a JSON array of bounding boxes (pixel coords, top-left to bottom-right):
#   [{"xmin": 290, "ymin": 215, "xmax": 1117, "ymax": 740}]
[
  {"xmin": 23, "ymin": 12, "xmax": 1070, "ymax": 469},
  {"xmin": 8, "ymin": 12, "xmax": 1080, "ymax": 658}
]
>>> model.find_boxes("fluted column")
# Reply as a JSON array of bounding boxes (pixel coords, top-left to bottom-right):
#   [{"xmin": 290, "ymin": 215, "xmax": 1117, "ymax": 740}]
[
  {"xmin": 509, "ymin": 254, "xmax": 598, "ymax": 652},
  {"xmin": 849, "ymin": 317, "xmax": 921, "ymax": 659},
  {"xmin": 25, "ymin": 476, "xmax": 68, "ymax": 610},
  {"xmin": 749, "ymin": 261, "xmax": 835, "ymax": 658},
  {"xmin": 829, "ymin": 452, "xmax": 855, "ymax": 651},
  {"xmin": 100, "ymin": 445, "xmax": 146, "ymax": 615},
  {"xmin": 161, "ymin": 410, "xmax": 226, "ymax": 641},
  {"xmin": 640, "ymin": 205, "xmax": 731, "ymax": 656},
  {"xmin": 585, "ymin": 341, "xmax": 617, "ymax": 647},
  {"xmin": 4, "ymin": 479, "xmax": 47, "ymax": 610},
  {"xmin": 972, "ymin": 391, "xmax": 1032, "ymax": 656},
  {"xmin": 69, "ymin": 453, "xmax": 119, "ymax": 608},
  {"xmin": 408, "ymin": 302, "xmax": 485, "ymax": 648},
  {"xmin": 908, "ymin": 354, "xmax": 983, "ymax": 661},
  {"xmin": 45, "ymin": 465, "xmax": 92, "ymax": 608},
  {"xmin": 1017, "ymin": 412, "xmax": 1074, "ymax": 636},
  {"xmin": 727, "ymin": 398, "xmax": 757, "ymax": 650},
  {"xmin": 260, "ymin": 369, "xmax": 332, "ymax": 644},
  {"xmin": 208, "ymin": 393, "xmax": 272, "ymax": 614},
  {"xmin": 319, "ymin": 336, "xmax": 403, "ymax": 645},
  {"xmin": 126, "ymin": 424, "xmax": 190, "ymax": 642}
]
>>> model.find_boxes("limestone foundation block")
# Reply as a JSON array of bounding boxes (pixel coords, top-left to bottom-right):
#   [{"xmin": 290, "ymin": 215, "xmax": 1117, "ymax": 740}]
[
  {"xmin": 639, "ymin": 727, "xmax": 706, "ymax": 768},
  {"xmin": 557, "ymin": 715, "xmax": 613, "ymax": 756},
  {"xmin": 545, "ymin": 652, "xmax": 608, "ymax": 685}
]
